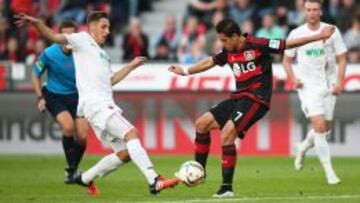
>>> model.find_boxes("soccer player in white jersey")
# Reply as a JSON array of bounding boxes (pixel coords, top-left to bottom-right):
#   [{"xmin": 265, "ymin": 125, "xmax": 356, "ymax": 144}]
[
  {"xmin": 15, "ymin": 11, "xmax": 176, "ymax": 195},
  {"xmin": 282, "ymin": 0, "xmax": 347, "ymax": 185}
]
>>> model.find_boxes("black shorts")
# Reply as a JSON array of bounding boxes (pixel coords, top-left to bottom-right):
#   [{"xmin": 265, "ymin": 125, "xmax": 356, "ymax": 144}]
[
  {"xmin": 42, "ymin": 87, "xmax": 79, "ymax": 119},
  {"xmin": 209, "ymin": 97, "xmax": 268, "ymax": 139}
]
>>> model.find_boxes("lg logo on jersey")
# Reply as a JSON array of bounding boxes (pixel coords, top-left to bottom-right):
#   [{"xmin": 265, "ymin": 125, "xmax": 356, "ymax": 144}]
[{"xmin": 233, "ymin": 62, "xmax": 257, "ymax": 76}]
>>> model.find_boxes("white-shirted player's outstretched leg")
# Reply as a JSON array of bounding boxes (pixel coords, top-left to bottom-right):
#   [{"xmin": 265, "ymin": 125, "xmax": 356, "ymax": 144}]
[
  {"xmin": 295, "ymin": 129, "xmax": 315, "ymax": 171},
  {"xmin": 126, "ymin": 138, "xmax": 158, "ymax": 184},
  {"xmin": 106, "ymin": 113, "xmax": 178, "ymax": 194},
  {"xmin": 313, "ymin": 131, "xmax": 340, "ymax": 185},
  {"xmin": 81, "ymin": 153, "xmax": 124, "ymax": 184},
  {"xmin": 103, "ymin": 112, "xmax": 159, "ymax": 185}
]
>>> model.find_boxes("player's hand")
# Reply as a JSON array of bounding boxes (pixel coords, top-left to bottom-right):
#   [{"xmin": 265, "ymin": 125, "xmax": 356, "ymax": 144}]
[
  {"xmin": 319, "ymin": 26, "xmax": 335, "ymax": 40},
  {"xmin": 168, "ymin": 65, "xmax": 186, "ymax": 76},
  {"xmin": 14, "ymin": 13, "xmax": 39, "ymax": 27},
  {"xmin": 292, "ymin": 78, "xmax": 303, "ymax": 89},
  {"xmin": 37, "ymin": 98, "xmax": 46, "ymax": 112},
  {"xmin": 130, "ymin": 56, "xmax": 147, "ymax": 69},
  {"xmin": 332, "ymin": 82, "xmax": 342, "ymax": 95}
]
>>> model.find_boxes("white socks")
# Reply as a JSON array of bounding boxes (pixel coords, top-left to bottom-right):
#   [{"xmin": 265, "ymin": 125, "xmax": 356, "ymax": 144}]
[
  {"xmin": 81, "ymin": 139, "xmax": 158, "ymax": 185},
  {"xmin": 299, "ymin": 129, "xmax": 315, "ymax": 153},
  {"xmin": 126, "ymin": 139, "xmax": 158, "ymax": 185},
  {"xmin": 313, "ymin": 131, "xmax": 336, "ymax": 177},
  {"xmin": 82, "ymin": 153, "xmax": 123, "ymax": 184}
]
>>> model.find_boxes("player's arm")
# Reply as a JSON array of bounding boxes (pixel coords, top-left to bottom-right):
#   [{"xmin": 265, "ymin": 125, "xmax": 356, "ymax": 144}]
[
  {"xmin": 286, "ymin": 26, "xmax": 335, "ymax": 49},
  {"xmin": 31, "ymin": 54, "xmax": 47, "ymax": 112},
  {"xmin": 31, "ymin": 74, "xmax": 42, "ymax": 100},
  {"xmin": 168, "ymin": 57, "xmax": 215, "ymax": 76},
  {"xmin": 332, "ymin": 27, "xmax": 348, "ymax": 95},
  {"xmin": 282, "ymin": 56, "xmax": 303, "ymax": 89},
  {"xmin": 333, "ymin": 53, "xmax": 347, "ymax": 95},
  {"xmin": 111, "ymin": 56, "xmax": 147, "ymax": 85},
  {"xmin": 31, "ymin": 74, "xmax": 46, "ymax": 112},
  {"xmin": 14, "ymin": 13, "xmax": 67, "ymax": 44}
]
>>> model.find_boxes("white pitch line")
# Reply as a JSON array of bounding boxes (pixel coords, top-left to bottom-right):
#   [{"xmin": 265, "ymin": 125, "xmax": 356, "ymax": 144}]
[{"xmin": 134, "ymin": 194, "xmax": 360, "ymax": 203}]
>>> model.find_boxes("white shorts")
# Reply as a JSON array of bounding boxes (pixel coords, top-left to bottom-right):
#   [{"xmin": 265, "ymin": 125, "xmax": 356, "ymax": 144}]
[
  {"xmin": 297, "ymin": 88, "xmax": 336, "ymax": 120},
  {"xmin": 89, "ymin": 106, "xmax": 134, "ymax": 153}
]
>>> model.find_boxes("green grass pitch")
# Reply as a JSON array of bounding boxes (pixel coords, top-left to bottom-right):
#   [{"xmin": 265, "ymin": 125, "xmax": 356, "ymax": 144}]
[{"xmin": 0, "ymin": 155, "xmax": 359, "ymax": 203}]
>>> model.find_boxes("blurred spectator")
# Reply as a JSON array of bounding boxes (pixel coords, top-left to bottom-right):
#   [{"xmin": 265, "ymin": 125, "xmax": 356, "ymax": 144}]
[
  {"xmin": 152, "ymin": 39, "xmax": 176, "ymax": 62},
  {"xmin": 10, "ymin": 0, "xmax": 32, "ymax": 14},
  {"xmin": 54, "ymin": 0, "xmax": 86, "ymax": 24},
  {"xmin": 107, "ymin": 0, "xmax": 152, "ymax": 29},
  {"xmin": 178, "ymin": 16, "xmax": 206, "ymax": 55},
  {"xmin": 0, "ymin": 17, "xmax": 9, "ymax": 56},
  {"xmin": 256, "ymin": 13, "xmax": 286, "ymax": 39},
  {"xmin": 24, "ymin": 38, "xmax": 35, "ymax": 57},
  {"xmin": 154, "ymin": 14, "xmax": 180, "ymax": 57},
  {"xmin": 180, "ymin": 37, "xmax": 207, "ymax": 64},
  {"xmin": 25, "ymin": 39, "xmax": 47, "ymax": 66},
  {"xmin": 287, "ymin": 0, "xmax": 305, "ymax": 29},
  {"xmin": 241, "ymin": 19, "xmax": 255, "ymax": 35},
  {"xmin": 88, "ymin": 0, "xmax": 112, "ymax": 12},
  {"xmin": 138, "ymin": 0, "xmax": 153, "ymax": 13},
  {"xmin": 213, "ymin": 0, "xmax": 231, "ymax": 17},
  {"xmin": 1, "ymin": 0, "xmax": 358, "ymax": 65},
  {"xmin": 0, "ymin": 0, "xmax": 11, "ymax": 19},
  {"xmin": 107, "ymin": 0, "xmax": 130, "ymax": 32},
  {"xmin": 275, "ymin": 6, "xmax": 289, "ymax": 33},
  {"xmin": 254, "ymin": 0, "xmax": 292, "ymax": 9},
  {"xmin": 336, "ymin": 0, "xmax": 359, "ymax": 32},
  {"xmin": 256, "ymin": 13, "xmax": 285, "ymax": 62},
  {"xmin": 128, "ymin": 0, "xmax": 139, "ymax": 17},
  {"xmin": 39, "ymin": 0, "xmax": 61, "ymax": 25},
  {"xmin": 230, "ymin": 0, "xmax": 255, "ymax": 26},
  {"xmin": 344, "ymin": 14, "xmax": 360, "ymax": 50},
  {"xmin": 27, "ymin": 24, "xmax": 41, "ymax": 42},
  {"xmin": 186, "ymin": 0, "xmax": 216, "ymax": 28},
  {"xmin": 347, "ymin": 47, "xmax": 360, "ymax": 63},
  {"xmin": 0, "ymin": 36, "xmax": 24, "ymax": 62},
  {"xmin": 21, "ymin": 17, "xmax": 48, "ymax": 48},
  {"xmin": 328, "ymin": 0, "xmax": 340, "ymax": 21},
  {"xmin": 204, "ymin": 11, "xmax": 224, "ymax": 54},
  {"xmin": 122, "ymin": 18, "xmax": 149, "ymax": 61}
]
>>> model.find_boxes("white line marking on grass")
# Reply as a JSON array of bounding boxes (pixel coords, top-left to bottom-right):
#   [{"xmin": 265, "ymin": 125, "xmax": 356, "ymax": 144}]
[{"xmin": 134, "ymin": 194, "xmax": 360, "ymax": 203}]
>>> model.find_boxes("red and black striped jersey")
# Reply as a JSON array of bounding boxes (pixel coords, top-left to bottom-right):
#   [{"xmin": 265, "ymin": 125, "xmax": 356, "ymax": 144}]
[{"xmin": 213, "ymin": 34, "xmax": 286, "ymax": 108}]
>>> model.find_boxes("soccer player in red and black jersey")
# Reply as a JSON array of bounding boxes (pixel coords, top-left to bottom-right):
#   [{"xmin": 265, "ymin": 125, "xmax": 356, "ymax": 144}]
[{"xmin": 169, "ymin": 19, "xmax": 335, "ymax": 198}]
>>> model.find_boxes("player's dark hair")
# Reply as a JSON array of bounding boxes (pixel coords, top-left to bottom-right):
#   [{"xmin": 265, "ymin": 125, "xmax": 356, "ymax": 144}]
[
  {"xmin": 216, "ymin": 19, "xmax": 241, "ymax": 37},
  {"xmin": 58, "ymin": 21, "xmax": 77, "ymax": 33},
  {"xmin": 87, "ymin": 11, "xmax": 109, "ymax": 24},
  {"xmin": 305, "ymin": 0, "xmax": 323, "ymax": 5}
]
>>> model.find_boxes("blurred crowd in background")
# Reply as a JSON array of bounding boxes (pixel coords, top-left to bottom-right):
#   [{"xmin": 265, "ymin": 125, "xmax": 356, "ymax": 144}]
[{"xmin": 0, "ymin": 0, "xmax": 359, "ymax": 66}]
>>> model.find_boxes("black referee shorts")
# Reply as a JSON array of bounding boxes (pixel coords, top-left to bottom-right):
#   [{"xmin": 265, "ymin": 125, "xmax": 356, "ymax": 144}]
[
  {"xmin": 209, "ymin": 97, "xmax": 268, "ymax": 139},
  {"xmin": 42, "ymin": 87, "xmax": 79, "ymax": 119}
]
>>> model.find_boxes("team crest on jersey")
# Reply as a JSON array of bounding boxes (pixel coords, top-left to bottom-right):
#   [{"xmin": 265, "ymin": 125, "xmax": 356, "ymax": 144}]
[{"xmin": 244, "ymin": 51, "xmax": 255, "ymax": 61}]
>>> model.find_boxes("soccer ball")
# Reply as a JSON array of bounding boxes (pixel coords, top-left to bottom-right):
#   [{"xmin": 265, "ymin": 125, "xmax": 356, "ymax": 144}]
[{"xmin": 175, "ymin": 161, "xmax": 205, "ymax": 186}]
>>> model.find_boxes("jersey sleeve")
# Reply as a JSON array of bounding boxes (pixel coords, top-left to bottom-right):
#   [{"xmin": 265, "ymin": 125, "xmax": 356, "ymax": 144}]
[
  {"xmin": 64, "ymin": 32, "xmax": 86, "ymax": 49},
  {"xmin": 250, "ymin": 37, "xmax": 286, "ymax": 55},
  {"xmin": 332, "ymin": 27, "xmax": 347, "ymax": 55},
  {"xmin": 33, "ymin": 52, "xmax": 47, "ymax": 77},
  {"xmin": 284, "ymin": 31, "xmax": 297, "ymax": 57},
  {"xmin": 212, "ymin": 49, "xmax": 228, "ymax": 66}
]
